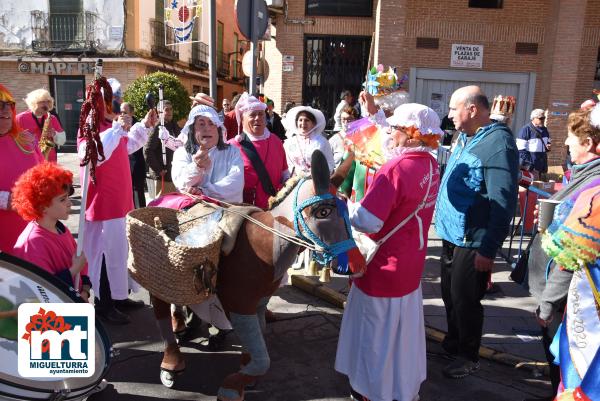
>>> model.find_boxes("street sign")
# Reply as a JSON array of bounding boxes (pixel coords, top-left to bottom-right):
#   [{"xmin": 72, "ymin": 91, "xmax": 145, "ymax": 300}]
[
  {"xmin": 235, "ymin": 0, "xmax": 269, "ymax": 42},
  {"xmin": 235, "ymin": 0, "xmax": 269, "ymax": 94},
  {"xmin": 242, "ymin": 51, "xmax": 254, "ymax": 77}
]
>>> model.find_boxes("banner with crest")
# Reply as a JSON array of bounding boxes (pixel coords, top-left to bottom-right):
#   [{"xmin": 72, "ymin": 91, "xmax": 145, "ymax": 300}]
[{"xmin": 164, "ymin": 0, "xmax": 202, "ymax": 45}]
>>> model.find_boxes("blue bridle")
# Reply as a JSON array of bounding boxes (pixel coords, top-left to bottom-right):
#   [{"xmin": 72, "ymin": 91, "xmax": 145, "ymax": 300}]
[{"xmin": 292, "ymin": 177, "xmax": 357, "ymax": 265}]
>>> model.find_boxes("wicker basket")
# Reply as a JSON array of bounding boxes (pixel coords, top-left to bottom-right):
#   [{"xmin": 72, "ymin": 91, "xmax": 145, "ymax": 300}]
[{"xmin": 126, "ymin": 207, "xmax": 223, "ymax": 305}]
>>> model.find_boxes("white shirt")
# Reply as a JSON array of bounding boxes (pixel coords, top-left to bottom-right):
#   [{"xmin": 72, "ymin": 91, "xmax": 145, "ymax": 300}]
[
  {"xmin": 284, "ymin": 132, "xmax": 335, "ymax": 176},
  {"xmin": 171, "ymin": 145, "xmax": 244, "ymax": 203}
]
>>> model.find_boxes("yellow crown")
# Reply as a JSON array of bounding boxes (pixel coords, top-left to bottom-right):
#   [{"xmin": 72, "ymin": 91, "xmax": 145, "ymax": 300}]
[{"xmin": 491, "ymin": 95, "xmax": 516, "ymax": 116}]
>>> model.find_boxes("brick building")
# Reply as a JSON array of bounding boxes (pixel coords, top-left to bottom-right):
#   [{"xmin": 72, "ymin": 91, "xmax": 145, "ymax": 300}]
[
  {"xmin": 264, "ymin": 0, "xmax": 600, "ymax": 166},
  {"xmin": 0, "ymin": 0, "xmax": 245, "ymax": 147}
]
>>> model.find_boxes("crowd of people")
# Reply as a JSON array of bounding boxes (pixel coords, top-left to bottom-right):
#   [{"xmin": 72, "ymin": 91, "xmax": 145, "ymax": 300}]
[{"xmin": 1, "ymin": 75, "xmax": 599, "ymax": 401}]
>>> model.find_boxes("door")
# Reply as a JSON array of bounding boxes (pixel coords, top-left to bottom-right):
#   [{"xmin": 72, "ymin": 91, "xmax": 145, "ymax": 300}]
[
  {"xmin": 303, "ymin": 35, "xmax": 371, "ymax": 129},
  {"xmin": 411, "ymin": 68, "xmax": 536, "ymax": 133},
  {"xmin": 51, "ymin": 76, "xmax": 86, "ymax": 149}
]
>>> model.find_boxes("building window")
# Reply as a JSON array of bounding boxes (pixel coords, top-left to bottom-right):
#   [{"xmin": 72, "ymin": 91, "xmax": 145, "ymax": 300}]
[
  {"xmin": 233, "ymin": 33, "xmax": 240, "ymax": 79},
  {"xmin": 416, "ymin": 37, "xmax": 439, "ymax": 49},
  {"xmin": 515, "ymin": 42, "xmax": 538, "ymax": 55},
  {"xmin": 468, "ymin": 0, "xmax": 503, "ymax": 8},
  {"xmin": 155, "ymin": 0, "xmax": 164, "ymax": 20},
  {"xmin": 192, "ymin": 85, "xmax": 209, "ymax": 95},
  {"xmin": 306, "ymin": 0, "xmax": 372, "ymax": 17}
]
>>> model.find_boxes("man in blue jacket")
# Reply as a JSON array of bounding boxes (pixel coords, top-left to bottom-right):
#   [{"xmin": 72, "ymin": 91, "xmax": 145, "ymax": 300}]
[{"xmin": 435, "ymin": 86, "xmax": 519, "ymax": 379}]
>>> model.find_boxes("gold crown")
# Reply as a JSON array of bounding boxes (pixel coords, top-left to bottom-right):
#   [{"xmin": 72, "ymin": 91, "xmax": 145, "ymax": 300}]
[{"xmin": 491, "ymin": 95, "xmax": 516, "ymax": 116}]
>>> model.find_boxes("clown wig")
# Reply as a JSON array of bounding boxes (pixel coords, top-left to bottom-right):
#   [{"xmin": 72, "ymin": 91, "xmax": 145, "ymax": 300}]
[
  {"xmin": 24, "ymin": 89, "xmax": 55, "ymax": 112},
  {"xmin": 12, "ymin": 163, "xmax": 74, "ymax": 221},
  {"xmin": 405, "ymin": 126, "xmax": 442, "ymax": 150},
  {"xmin": 0, "ymin": 83, "xmax": 21, "ymax": 138}
]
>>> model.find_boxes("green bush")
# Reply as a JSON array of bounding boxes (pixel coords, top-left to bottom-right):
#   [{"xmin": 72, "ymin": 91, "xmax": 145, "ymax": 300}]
[{"xmin": 122, "ymin": 72, "xmax": 190, "ymax": 123}]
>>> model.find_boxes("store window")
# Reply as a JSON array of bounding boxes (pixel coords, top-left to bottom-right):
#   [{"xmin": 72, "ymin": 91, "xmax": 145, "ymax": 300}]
[
  {"xmin": 469, "ymin": 0, "xmax": 503, "ymax": 8},
  {"xmin": 306, "ymin": 0, "xmax": 372, "ymax": 17}
]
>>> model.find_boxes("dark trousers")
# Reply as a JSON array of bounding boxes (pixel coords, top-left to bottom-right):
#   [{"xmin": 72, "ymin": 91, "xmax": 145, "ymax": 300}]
[
  {"xmin": 96, "ymin": 256, "xmax": 114, "ymax": 310},
  {"xmin": 132, "ymin": 186, "xmax": 146, "ymax": 209},
  {"xmin": 440, "ymin": 240, "xmax": 488, "ymax": 362},
  {"xmin": 542, "ymin": 307, "xmax": 563, "ymax": 395}
]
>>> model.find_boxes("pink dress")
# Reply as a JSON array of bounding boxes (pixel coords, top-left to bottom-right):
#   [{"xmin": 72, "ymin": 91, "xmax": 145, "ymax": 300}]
[
  {"xmin": 12, "ymin": 221, "xmax": 88, "ymax": 289},
  {"xmin": 230, "ymin": 134, "xmax": 288, "ymax": 209},
  {"xmin": 78, "ymin": 120, "xmax": 134, "ymax": 221},
  {"xmin": 0, "ymin": 133, "xmax": 43, "ymax": 252},
  {"xmin": 16, "ymin": 111, "xmax": 63, "ymax": 163}
]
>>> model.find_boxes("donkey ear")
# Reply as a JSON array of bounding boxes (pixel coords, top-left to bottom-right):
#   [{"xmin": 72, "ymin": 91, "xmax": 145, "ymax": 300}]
[
  {"xmin": 330, "ymin": 150, "xmax": 355, "ymax": 189},
  {"xmin": 311, "ymin": 150, "xmax": 330, "ymax": 195}
]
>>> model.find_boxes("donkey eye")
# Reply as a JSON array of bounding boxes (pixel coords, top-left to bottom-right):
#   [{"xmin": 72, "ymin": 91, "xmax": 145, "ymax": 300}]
[{"xmin": 313, "ymin": 206, "xmax": 333, "ymax": 219}]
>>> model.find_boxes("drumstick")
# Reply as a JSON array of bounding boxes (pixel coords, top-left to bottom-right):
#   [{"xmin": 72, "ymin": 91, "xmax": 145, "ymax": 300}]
[{"xmin": 0, "ymin": 310, "xmax": 17, "ymax": 319}]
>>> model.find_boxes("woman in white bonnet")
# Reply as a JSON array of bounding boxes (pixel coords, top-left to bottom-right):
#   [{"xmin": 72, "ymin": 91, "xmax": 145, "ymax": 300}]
[
  {"xmin": 336, "ymin": 92, "xmax": 442, "ymax": 401},
  {"xmin": 171, "ymin": 105, "xmax": 244, "ymax": 202},
  {"xmin": 283, "ymin": 105, "xmax": 335, "ymax": 176}
]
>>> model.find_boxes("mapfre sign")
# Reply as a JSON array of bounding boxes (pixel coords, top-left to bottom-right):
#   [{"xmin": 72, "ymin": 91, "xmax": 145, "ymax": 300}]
[
  {"xmin": 18, "ymin": 62, "xmax": 95, "ymax": 75},
  {"xmin": 450, "ymin": 44, "xmax": 483, "ymax": 69}
]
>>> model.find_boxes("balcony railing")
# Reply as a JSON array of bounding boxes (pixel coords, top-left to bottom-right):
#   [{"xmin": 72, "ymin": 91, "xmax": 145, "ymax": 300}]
[
  {"xmin": 217, "ymin": 51, "xmax": 230, "ymax": 77},
  {"xmin": 150, "ymin": 19, "xmax": 179, "ymax": 61},
  {"xmin": 231, "ymin": 59, "xmax": 244, "ymax": 81},
  {"xmin": 31, "ymin": 11, "xmax": 97, "ymax": 52},
  {"xmin": 190, "ymin": 41, "xmax": 209, "ymax": 70}
]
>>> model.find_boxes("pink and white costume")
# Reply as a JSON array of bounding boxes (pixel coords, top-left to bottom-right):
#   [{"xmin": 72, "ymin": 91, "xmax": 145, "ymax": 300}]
[
  {"xmin": 78, "ymin": 119, "xmax": 151, "ymax": 300},
  {"xmin": 12, "ymin": 221, "xmax": 88, "ymax": 289},
  {"xmin": 229, "ymin": 131, "xmax": 288, "ymax": 209},
  {"xmin": 16, "ymin": 111, "xmax": 65, "ymax": 163},
  {"xmin": 0, "ymin": 133, "xmax": 43, "ymax": 252},
  {"xmin": 336, "ymin": 103, "xmax": 443, "ymax": 401}
]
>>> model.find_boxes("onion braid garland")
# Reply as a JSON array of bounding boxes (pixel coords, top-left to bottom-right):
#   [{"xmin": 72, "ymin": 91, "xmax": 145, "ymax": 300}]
[{"xmin": 78, "ymin": 77, "xmax": 112, "ymax": 183}]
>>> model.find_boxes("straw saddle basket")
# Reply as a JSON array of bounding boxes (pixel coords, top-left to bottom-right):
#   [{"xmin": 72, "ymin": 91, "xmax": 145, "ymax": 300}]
[{"xmin": 126, "ymin": 207, "xmax": 223, "ymax": 305}]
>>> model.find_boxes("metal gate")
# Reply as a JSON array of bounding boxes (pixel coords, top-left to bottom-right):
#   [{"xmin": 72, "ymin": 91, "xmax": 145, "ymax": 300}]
[{"xmin": 303, "ymin": 35, "xmax": 371, "ymax": 129}]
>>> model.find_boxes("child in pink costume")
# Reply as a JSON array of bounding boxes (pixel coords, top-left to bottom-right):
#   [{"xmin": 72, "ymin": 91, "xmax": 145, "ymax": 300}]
[{"xmin": 12, "ymin": 163, "xmax": 90, "ymax": 300}]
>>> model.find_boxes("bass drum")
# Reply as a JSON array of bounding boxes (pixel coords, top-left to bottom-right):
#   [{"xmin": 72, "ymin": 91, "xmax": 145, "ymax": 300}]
[{"xmin": 0, "ymin": 252, "xmax": 111, "ymax": 400}]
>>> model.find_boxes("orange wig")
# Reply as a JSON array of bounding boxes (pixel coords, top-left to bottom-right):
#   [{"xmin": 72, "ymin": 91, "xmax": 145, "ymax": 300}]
[
  {"xmin": 12, "ymin": 163, "xmax": 74, "ymax": 221},
  {"xmin": 0, "ymin": 83, "xmax": 20, "ymax": 138},
  {"xmin": 405, "ymin": 126, "xmax": 442, "ymax": 150}
]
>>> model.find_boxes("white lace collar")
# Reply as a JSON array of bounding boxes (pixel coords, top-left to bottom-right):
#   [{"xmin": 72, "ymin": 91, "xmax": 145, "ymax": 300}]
[{"xmin": 384, "ymin": 145, "xmax": 432, "ymax": 161}]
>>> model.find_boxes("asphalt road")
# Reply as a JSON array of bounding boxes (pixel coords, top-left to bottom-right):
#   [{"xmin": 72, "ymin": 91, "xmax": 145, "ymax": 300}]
[{"xmin": 87, "ymin": 286, "xmax": 551, "ymax": 401}]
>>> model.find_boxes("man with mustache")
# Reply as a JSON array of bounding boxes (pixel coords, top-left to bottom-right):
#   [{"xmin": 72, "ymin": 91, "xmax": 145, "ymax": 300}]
[{"xmin": 16, "ymin": 89, "xmax": 66, "ymax": 163}]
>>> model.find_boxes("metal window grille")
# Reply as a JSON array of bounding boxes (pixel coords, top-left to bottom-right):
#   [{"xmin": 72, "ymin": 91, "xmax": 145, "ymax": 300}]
[{"xmin": 515, "ymin": 42, "xmax": 538, "ymax": 55}]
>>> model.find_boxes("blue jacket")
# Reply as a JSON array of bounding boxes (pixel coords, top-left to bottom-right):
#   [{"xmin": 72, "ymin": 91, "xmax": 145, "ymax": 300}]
[
  {"xmin": 435, "ymin": 122, "xmax": 519, "ymax": 258},
  {"xmin": 516, "ymin": 123, "xmax": 550, "ymax": 173}
]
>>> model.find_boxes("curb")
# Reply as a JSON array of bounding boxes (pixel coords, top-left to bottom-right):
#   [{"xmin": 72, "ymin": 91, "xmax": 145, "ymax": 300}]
[{"xmin": 291, "ymin": 275, "xmax": 549, "ymax": 376}]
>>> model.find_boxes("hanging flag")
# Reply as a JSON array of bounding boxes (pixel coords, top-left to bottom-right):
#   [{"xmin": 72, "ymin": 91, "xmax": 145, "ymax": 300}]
[{"xmin": 164, "ymin": 0, "xmax": 202, "ymax": 45}]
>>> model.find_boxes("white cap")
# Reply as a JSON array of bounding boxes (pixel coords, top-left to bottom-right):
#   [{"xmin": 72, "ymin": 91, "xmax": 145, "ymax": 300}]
[
  {"xmin": 284, "ymin": 105, "xmax": 326, "ymax": 137},
  {"xmin": 385, "ymin": 103, "xmax": 444, "ymax": 136},
  {"xmin": 591, "ymin": 103, "xmax": 600, "ymax": 129},
  {"xmin": 180, "ymin": 104, "xmax": 225, "ymax": 144}
]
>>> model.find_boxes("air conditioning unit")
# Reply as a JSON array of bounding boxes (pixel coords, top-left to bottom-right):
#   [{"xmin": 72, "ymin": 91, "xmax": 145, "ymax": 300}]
[{"xmin": 266, "ymin": 0, "xmax": 284, "ymax": 8}]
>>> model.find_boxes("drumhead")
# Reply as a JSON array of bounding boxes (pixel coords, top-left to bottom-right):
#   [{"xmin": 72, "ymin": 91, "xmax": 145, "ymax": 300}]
[{"xmin": 0, "ymin": 252, "xmax": 111, "ymax": 400}]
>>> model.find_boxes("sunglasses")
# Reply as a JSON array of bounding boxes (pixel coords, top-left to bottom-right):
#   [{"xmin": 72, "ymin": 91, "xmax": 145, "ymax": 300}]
[{"xmin": 0, "ymin": 100, "xmax": 16, "ymax": 110}]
